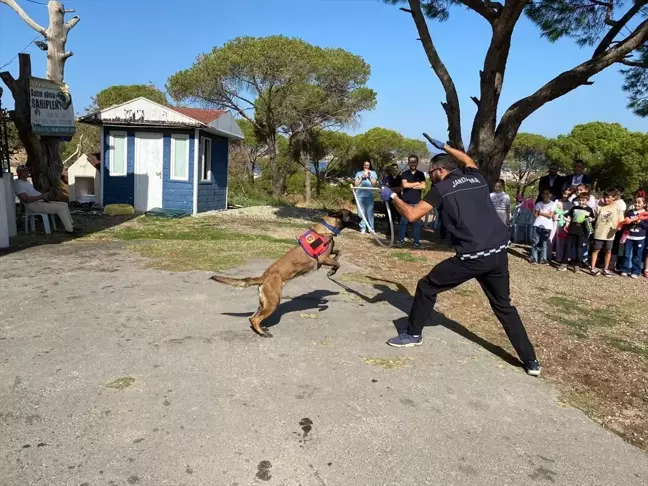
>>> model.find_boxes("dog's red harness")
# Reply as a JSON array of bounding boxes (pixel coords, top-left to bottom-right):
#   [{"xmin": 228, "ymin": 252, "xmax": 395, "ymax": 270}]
[{"xmin": 297, "ymin": 230, "xmax": 329, "ymax": 259}]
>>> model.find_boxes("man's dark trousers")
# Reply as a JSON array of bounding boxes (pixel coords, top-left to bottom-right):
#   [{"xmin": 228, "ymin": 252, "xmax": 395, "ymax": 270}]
[{"xmin": 407, "ymin": 251, "xmax": 537, "ymax": 363}]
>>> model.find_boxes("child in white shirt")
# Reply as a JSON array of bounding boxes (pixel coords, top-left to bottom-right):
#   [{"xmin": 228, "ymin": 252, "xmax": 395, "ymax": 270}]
[{"xmin": 530, "ymin": 189, "xmax": 556, "ymax": 264}]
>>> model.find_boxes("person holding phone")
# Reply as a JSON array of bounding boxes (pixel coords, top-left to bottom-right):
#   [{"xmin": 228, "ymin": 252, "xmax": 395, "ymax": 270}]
[{"xmin": 354, "ymin": 160, "xmax": 378, "ymax": 234}]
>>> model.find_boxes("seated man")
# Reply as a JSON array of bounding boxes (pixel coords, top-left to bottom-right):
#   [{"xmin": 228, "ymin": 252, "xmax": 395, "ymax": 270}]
[{"xmin": 13, "ymin": 165, "xmax": 77, "ymax": 234}]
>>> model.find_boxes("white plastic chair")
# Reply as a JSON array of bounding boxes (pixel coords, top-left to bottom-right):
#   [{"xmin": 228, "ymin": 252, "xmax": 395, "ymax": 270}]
[{"xmin": 24, "ymin": 209, "xmax": 58, "ymax": 234}]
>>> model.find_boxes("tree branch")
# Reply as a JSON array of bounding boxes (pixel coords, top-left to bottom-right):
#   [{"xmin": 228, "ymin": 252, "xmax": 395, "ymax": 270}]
[
  {"xmin": 619, "ymin": 59, "xmax": 648, "ymax": 68},
  {"xmin": 593, "ymin": 0, "xmax": 647, "ymax": 58},
  {"xmin": 0, "ymin": 71, "xmax": 17, "ymax": 95},
  {"xmin": 62, "ymin": 51, "xmax": 73, "ymax": 60},
  {"xmin": 469, "ymin": 1, "xmax": 528, "ymax": 155},
  {"xmin": 406, "ymin": 0, "xmax": 464, "ymax": 150},
  {"xmin": 497, "ymin": 18, "xmax": 648, "ymax": 149},
  {"xmin": 65, "ymin": 15, "xmax": 80, "ymax": 32},
  {"xmin": 0, "ymin": 0, "xmax": 46, "ymax": 36},
  {"xmin": 456, "ymin": 0, "xmax": 500, "ymax": 22}
]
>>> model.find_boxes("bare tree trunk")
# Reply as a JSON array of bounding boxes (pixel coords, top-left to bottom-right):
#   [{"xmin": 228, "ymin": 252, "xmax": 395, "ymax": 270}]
[
  {"xmin": 314, "ymin": 164, "xmax": 322, "ymax": 198},
  {"xmin": 0, "ymin": 0, "xmax": 79, "ymax": 197},
  {"xmin": 303, "ymin": 157, "xmax": 311, "ymax": 204},
  {"xmin": 396, "ymin": 0, "xmax": 648, "ymax": 191},
  {"xmin": 405, "ymin": 0, "xmax": 464, "ymax": 150}
]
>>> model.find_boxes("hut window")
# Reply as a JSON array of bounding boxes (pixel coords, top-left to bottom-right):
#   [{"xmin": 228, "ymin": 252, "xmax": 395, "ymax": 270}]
[
  {"xmin": 171, "ymin": 134, "xmax": 190, "ymax": 181},
  {"xmin": 200, "ymin": 137, "xmax": 212, "ymax": 182},
  {"xmin": 110, "ymin": 132, "xmax": 127, "ymax": 176}
]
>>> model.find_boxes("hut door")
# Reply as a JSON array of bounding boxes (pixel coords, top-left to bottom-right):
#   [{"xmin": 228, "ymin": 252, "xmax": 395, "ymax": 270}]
[{"xmin": 134, "ymin": 132, "xmax": 163, "ymax": 211}]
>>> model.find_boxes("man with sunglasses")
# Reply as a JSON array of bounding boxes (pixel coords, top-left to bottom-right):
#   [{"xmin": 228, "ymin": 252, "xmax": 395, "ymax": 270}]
[{"xmin": 379, "ymin": 139, "xmax": 540, "ymax": 377}]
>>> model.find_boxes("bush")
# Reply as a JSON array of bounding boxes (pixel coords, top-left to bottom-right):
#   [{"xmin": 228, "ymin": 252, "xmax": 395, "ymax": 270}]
[
  {"xmin": 286, "ymin": 171, "xmax": 355, "ymax": 209},
  {"xmin": 228, "ymin": 177, "xmax": 288, "ymax": 207}
]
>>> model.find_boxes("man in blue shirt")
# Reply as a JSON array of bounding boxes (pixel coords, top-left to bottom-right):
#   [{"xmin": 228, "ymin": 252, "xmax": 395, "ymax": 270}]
[
  {"xmin": 354, "ymin": 160, "xmax": 378, "ymax": 234},
  {"xmin": 379, "ymin": 139, "xmax": 540, "ymax": 377},
  {"xmin": 396, "ymin": 155, "xmax": 427, "ymax": 249}
]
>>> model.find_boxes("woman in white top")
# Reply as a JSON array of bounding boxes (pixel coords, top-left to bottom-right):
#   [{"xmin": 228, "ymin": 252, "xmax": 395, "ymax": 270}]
[{"xmin": 490, "ymin": 179, "xmax": 511, "ymax": 225}]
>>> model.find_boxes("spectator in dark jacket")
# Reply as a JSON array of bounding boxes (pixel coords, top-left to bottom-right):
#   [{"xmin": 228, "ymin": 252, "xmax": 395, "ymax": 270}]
[
  {"xmin": 563, "ymin": 159, "xmax": 591, "ymax": 190},
  {"xmin": 536, "ymin": 164, "xmax": 564, "ymax": 202}
]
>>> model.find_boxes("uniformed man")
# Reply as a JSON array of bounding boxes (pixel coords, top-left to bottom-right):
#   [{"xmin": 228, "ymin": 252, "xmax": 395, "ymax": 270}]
[{"xmin": 379, "ymin": 138, "xmax": 541, "ymax": 376}]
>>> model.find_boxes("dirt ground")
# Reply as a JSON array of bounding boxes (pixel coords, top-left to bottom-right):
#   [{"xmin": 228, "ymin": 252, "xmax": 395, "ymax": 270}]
[
  {"xmin": 100, "ymin": 205, "xmax": 648, "ymax": 452},
  {"xmin": 1, "ymin": 206, "xmax": 647, "ymax": 485}
]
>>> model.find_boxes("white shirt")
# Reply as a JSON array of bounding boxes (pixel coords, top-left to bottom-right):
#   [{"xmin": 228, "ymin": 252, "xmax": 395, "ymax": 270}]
[
  {"xmin": 571, "ymin": 174, "xmax": 584, "ymax": 186},
  {"xmin": 13, "ymin": 179, "xmax": 41, "ymax": 198},
  {"xmin": 533, "ymin": 201, "xmax": 556, "ymax": 230},
  {"xmin": 615, "ymin": 199, "xmax": 627, "ymax": 213},
  {"xmin": 490, "ymin": 191, "xmax": 510, "ymax": 212}
]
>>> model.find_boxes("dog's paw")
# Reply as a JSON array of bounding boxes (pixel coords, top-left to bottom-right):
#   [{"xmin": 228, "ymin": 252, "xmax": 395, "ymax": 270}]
[{"xmin": 327, "ymin": 269, "xmax": 338, "ymax": 277}]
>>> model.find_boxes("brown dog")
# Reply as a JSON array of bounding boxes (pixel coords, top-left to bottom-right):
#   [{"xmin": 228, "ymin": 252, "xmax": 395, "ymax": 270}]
[{"xmin": 210, "ymin": 210, "xmax": 358, "ymax": 337}]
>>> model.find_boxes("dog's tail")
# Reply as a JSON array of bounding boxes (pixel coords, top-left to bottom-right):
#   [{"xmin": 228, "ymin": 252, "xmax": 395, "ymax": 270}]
[{"xmin": 209, "ymin": 275, "xmax": 264, "ymax": 288}]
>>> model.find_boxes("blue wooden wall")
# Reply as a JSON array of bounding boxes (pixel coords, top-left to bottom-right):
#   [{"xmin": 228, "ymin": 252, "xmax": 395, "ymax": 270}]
[
  {"xmin": 197, "ymin": 132, "xmax": 229, "ymax": 212},
  {"xmin": 162, "ymin": 132, "xmax": 194, "ymax": 212},
  {"xmin": 102, "ymin": 127, "xmax": 195, "ymax": 212}
]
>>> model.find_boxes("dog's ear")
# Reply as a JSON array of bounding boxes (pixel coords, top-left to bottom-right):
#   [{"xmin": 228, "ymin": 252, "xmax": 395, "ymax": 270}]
[
  {"xmin": 341, "ymin": 210, "xmax": 352, "ymax": 223},
  {"xmin": 327, "ymin": 210, "xmax": 342, "ymax": 220}
]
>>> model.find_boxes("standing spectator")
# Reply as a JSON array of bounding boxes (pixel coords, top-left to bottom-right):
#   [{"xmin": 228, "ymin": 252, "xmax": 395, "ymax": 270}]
[
  {"xmin": 620, "ymin": 196, "xmax": 648, "ymax": 278},
  {"xmin": 569, "ymin": 183, "xmax": 598, "ymax": 213},
  {"xmin": 396, "ymin": 155, "xmax": 426, "ymax": 249},
  {"xmin": 590, "ymin": 188, "xmax": 625, "ymax": 277},
  {"xmin": 553, "ymin": 188, "xmax": 573, "ymax": 263},
  {"xmin": 611, "ymin": 185, "xmax": 627, "ymax": 271},
  {"xmin": 563, "ymin": 159, "xmax": 591, "ymax": 190},
  {"xmin": 530, "ymin": 189, "xmax": 556, "ymax": 264},
  {"xmin": 537, "ymin": 164, "xmax": 564, "ymax": 202},
  {"xmin": 383, "ymin": 163, "xmax": 402, "ymax": 215},
  {"xmin": 558, "ymin": 193, "xmax": 595, "ymax": 271},
  {"xmin": 490, "ymin": 179, "xmax": 511, "ymax": 226},
  {"xmin": 354, "ymin": 160, "xmax": 378, "ymax": 234},
  {"xmin": 382, "ymin": 163, "xmax": 402, "ymax": 235}
]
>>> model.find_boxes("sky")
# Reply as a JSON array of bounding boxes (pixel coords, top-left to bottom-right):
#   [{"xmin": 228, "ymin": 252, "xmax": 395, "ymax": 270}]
[{"xmin": 0, "ymin": 0, "xmax": 645, "ymax": 144}]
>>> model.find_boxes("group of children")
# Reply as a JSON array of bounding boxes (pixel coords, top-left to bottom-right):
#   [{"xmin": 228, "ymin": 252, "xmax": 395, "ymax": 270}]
[{"xmin": 529, "ymin": 184, "xmax": 648, "ymax": 278}]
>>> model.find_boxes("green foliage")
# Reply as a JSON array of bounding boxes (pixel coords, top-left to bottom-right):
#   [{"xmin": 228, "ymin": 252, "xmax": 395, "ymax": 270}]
[
  {"xmin": 524, "ymin": 0, "xmax": 611, "ymax": 46},
  {"xmin": 285, "ymin": 170, "xmax": 353, "ymax": 208},
  {"xmin": 622, "ymin": 45, "xmax": 648, "ymax": 117},
  {"xmin": 503, "ymin": 133, "xmax": 551, "ymax": 191},
  {"xmin": 91, "ymin": 84, "xmax": 167, "ymax": 110},
  {"xmin": 351, "ymin": 127, "xmax": 430, "ymax": 173},
  {"xmin": 60, "ymin": 122, "xmax": 100, "ymax": 163},
  {"xmin": 547, "ymin": 122, "xmax": 648, "ymax": 192},
  {"xmin": 4, "ymin": 115, "xmax": 22, "ymax": 155},
  {"xmin": 310, "ymin": 130, "xmax": 355, "ymax": 177},
  {"xmin": 168, "ymin": 35, "xmax": 376, "ymax": 194},
  {"xmin": 226, "ymin": 176, "xmax": 288, "ymax": 207}
]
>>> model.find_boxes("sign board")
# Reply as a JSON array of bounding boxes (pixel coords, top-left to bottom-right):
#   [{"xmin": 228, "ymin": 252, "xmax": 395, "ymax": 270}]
[{"xmin": 29, "ymin": 77, "xmax": 75, "ymax": 136}]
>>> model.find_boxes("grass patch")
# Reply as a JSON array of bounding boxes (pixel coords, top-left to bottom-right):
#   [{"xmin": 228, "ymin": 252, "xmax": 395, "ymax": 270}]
[
  {"xmin": 106, "ymin": 377, "xmax": 135, "ymax": 389},
  {"xmin": 82, "ymin": 215, "xmax": 295, "ymax": 271},
  {"xmin": 606, "ymin": 338, "xmax": 648, "ymax": 360},
  {"xmin": 543, "ymin": 295, "xmax": 628, "ymax": 338},
  {"xmin": 363, "ymin": 357, "xmax": 415, "ymax": 370},
  {"xmin": 453, "ymin": 287, "xmax": 473, "ymax": 297},
  {"xmin": 127, "ymin": 239, "xmax": 291, "ymax": 272},
  {"xmin": 390, "ymin": 251, "xmax": 426, "ymax": 263}
]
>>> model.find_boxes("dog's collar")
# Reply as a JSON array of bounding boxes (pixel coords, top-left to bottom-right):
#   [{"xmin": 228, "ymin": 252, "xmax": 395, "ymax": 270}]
[{"xmin": 319, "ymin": 219, "xmax": 341, "ymax": 236}]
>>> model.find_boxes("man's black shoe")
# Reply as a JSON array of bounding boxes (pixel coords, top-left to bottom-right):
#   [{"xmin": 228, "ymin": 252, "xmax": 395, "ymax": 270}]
[{"xmin": 524, "ymin": 359, "xmax": 541, "ymax": 377}]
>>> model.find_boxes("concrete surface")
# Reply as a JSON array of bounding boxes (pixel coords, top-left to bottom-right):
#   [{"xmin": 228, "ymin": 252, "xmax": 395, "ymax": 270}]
[{"xmin": 1, "ymin": 242, "xmax": 647, "ymax": 486}]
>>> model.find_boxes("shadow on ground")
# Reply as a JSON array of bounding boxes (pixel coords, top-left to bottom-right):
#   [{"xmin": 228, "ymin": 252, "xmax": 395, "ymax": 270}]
[
  {"xmin": 330, "ymin": 275, "xmax": 522, "ymax": 368},
  {"xmin": 222, "ymin": 289, "xmax": 339, "ymax": 328},
  {"xmin": 1, "ymin": 212, "xmax": 138, "ymax": 257}
]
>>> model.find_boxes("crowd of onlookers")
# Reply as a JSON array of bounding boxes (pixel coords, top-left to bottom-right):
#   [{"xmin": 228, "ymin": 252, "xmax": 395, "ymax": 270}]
[
  {"xmin": 500, "ymin": 161, "xmax": 648, "ymax": 279},
  {"xmin": 353, "ymin": 157, "xmax": 647, "ymax": 280}
]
